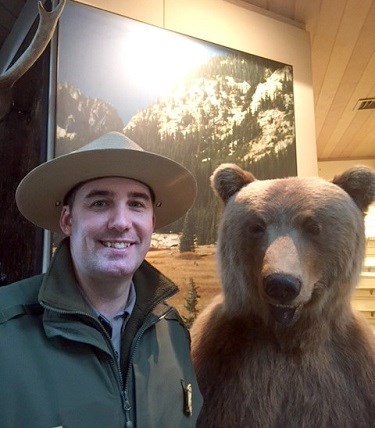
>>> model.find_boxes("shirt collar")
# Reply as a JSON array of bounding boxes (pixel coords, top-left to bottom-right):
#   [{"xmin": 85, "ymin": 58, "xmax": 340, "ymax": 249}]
[{"xmin": 91, "ymin": 281, "xmax": 136, "ymax": 323}]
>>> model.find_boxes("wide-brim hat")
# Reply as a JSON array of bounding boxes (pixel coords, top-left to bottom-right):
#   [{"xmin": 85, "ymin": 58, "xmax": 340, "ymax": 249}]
[{"xmin": 16, "ymin": 132, "xmax": 197, "ymax": 232}]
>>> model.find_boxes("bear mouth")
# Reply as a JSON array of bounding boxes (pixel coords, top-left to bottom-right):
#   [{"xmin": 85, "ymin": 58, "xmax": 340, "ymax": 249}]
[{"xmin": 268, "ymin": 303, "xmax": 302, "ymax": 326}]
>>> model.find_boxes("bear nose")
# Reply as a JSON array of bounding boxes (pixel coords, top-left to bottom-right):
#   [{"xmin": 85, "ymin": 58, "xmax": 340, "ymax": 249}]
[{"xmin": 264, "ymin": 273, "xmax": 301, "ymax": 303}]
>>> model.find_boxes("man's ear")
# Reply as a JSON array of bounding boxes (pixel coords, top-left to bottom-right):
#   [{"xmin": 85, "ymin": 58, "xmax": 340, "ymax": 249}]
[{"xmin": 60, "ymin": 206, "xmax": 72, "ymax": 236}]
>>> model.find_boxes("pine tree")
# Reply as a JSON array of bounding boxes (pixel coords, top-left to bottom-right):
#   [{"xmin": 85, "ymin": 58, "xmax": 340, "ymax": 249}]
[
  {"xmin": 182, "ymin": 278, "xmax": 201, "ymax": 329},
  {"xmin": 179, "ymin": 210, "xmax": 195, "ymax": 252}
]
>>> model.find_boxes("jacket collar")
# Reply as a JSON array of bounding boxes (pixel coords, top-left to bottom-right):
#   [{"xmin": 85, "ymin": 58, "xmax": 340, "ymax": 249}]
[{"xmin": 38, "ymin": 238, "xmax": 178, "ymax": 316}]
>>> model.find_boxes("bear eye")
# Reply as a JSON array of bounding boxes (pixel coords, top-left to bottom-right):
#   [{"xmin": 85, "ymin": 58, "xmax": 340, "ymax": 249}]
[
  {"xmin": 302, "ymin": 217, "xmax": 321, "ymax": 235},
  {"xmin": 249, "ymin": 220, "xmax": 266, "ymax": 236}
]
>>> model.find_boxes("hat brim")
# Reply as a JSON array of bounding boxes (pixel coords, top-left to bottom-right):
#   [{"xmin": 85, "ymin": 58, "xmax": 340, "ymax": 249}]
[{"xmin": 16, "ymin": 148, "xmax": 197, "ymax": 232}]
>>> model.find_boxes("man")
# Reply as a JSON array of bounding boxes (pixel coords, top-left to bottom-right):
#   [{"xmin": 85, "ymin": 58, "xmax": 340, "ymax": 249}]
[{"xmin": 0, "ymin": 132, "xmax": 203, "ymax": 427}]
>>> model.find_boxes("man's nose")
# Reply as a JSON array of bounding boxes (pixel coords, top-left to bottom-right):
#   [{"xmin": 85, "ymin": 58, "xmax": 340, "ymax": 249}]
[{"xmin": 107, "ymin": 205, "xmax": 131, "ymax": 231}]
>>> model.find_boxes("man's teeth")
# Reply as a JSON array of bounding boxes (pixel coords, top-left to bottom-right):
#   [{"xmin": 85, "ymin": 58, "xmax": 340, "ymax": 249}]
[{"xmin": 103, "ymin": 242, "xmax": 130, "ymax": 249}]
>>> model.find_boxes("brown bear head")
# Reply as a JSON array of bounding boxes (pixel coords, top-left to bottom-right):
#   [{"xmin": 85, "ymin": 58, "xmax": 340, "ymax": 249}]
[{"xmin": 211, "ymin": 163, "xmax": 375, "ymax": 330}]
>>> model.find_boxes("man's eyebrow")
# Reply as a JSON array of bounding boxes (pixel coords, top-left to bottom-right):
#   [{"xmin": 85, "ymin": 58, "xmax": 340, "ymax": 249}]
[
  {"xmin": 84, "ymin": 189, "xmax": 152, "ymax": 201},
  {"xmin": 84, "ymin": 190, "xmax": 115, "ymax": 199},
  {"xmin": 129, "ymin": 191, "xmax": 152, "ymax": 201}
]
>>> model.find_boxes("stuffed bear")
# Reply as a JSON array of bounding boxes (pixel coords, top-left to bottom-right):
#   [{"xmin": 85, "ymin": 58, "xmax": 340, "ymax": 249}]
[{"xmin": 191, "ymin": 164, "xmax": 375, "ymax": 427}]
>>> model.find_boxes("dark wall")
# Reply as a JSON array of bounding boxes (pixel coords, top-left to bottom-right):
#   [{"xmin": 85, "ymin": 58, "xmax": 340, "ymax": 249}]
[{"xmin": 0, "ymin": 31, "xmax": 50, "ymax": 286}]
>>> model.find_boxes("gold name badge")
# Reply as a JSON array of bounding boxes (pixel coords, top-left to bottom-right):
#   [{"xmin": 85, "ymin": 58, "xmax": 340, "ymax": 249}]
[{"xmin": 182, "ymin": 381, "xmax": 193, "ymax": 416}]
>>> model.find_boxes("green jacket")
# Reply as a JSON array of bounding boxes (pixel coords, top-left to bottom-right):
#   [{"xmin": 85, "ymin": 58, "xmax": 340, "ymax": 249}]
[{"xmin": 0, "ymin": 239, "xmax": 202, "ymax": 427}]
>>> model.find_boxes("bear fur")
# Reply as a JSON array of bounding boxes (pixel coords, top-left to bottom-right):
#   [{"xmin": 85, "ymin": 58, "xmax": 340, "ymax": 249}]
[{"xmin": 191, "ymin": 164, "xmax": 375, "ymax": 428}]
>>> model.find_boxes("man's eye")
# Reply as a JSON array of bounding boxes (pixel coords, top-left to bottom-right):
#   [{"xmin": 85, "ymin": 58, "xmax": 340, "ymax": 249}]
[
  {"xmin": 91, "ymin": 200, "xmax": 107, "ymax": 208},
  {"xmin": 130, "ymin": 200, "xmax": 145, "ymax": 208}
]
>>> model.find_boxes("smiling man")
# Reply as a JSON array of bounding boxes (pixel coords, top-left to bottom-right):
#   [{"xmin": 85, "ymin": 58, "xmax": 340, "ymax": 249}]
[
  {"xmin": 61, "ymin": 178, "xmax": 155, "ymax": 316},
  {"xmin": 0, "ymin": 132, "xmax": 202, "ymax": 427}
]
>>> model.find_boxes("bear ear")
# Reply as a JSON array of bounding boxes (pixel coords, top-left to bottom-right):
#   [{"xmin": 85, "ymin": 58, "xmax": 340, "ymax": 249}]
[
  {"xmin": 332, "ymin": 166, "xmax": 375, "ymax": 212},
  {"xmin": 210, "ymin": 163, "xmax": 256, "ymax": 203}
]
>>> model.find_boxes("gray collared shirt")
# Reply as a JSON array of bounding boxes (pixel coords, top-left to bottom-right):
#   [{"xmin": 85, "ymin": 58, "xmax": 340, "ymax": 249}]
[{"xmin": 93, "ymin": 282, "xmax": 136, "ymax": 361}]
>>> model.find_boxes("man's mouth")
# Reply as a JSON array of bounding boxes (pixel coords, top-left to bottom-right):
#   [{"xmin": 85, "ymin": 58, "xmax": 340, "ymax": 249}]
[{"xmin": 101, "ymin": 241, "xmax": 132, "ymax": 249}]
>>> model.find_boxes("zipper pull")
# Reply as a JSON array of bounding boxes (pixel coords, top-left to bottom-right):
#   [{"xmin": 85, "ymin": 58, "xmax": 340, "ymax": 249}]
[{"xmin": 122, "ymin": 390, "xmax": 133, "ymax": 428}]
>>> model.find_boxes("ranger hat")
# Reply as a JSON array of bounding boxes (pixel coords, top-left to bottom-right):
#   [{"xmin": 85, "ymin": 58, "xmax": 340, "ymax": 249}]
[{"xmin": 16, "ymin": 132, "xmax": 197, "ymax": 232}]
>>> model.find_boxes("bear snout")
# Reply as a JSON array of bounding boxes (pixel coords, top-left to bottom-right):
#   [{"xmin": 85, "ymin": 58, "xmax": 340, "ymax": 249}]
[{"xmin": 264, "ymin": 273, "xmax": 301, "ymax": 304}]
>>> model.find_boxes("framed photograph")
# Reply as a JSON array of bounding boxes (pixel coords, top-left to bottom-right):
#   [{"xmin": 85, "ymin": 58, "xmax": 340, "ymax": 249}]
[{"xmin": 55, "ymin": 0, "xmax": 296, "ymax": 317}]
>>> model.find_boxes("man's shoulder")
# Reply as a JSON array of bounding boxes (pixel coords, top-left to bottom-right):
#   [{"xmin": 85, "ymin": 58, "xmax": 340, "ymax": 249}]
[
  {"xmin": 153, "ymin": 302, "xmax": 189, "ymax": 332},
  {"xmin": 0, "ymin": 274, "xmax": 44, "ymax": 322}
]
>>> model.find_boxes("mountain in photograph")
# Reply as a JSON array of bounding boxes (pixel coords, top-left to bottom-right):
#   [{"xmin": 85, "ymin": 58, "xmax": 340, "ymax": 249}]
[
  {"xmin": 56, "ymin": 53, "xmax": 296, "ymax": 244},
  {"xmin": 55, "ymin": 82, "xmax": 124, "ymax": 156},
  {"xmin": 123, "ymin": 53, "xmax": 296, "ymax": 244},
  {"xmin": 125, "ymin": 55, "xmax": 295, "ymax": 181}
]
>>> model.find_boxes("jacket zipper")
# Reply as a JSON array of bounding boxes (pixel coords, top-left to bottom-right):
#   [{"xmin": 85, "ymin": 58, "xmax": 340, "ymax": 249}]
[
  {"xmin": 42, "ymin": 295, "xmax": 177, "ymax": 427},
  {"xmin": 122, "ymin": 306, "xmax": 174, "ymax": 426}
]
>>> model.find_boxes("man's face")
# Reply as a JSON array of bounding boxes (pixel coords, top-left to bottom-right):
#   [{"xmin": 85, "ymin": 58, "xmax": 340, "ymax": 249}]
[{"xmin": 60, "ymin": 177, "xmax": 155, "ymax": 285}]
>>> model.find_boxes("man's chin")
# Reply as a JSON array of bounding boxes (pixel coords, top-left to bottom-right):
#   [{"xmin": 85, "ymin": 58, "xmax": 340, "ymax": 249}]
[{"xmin": 96, "ymin": 261, "xmax": 141, "ymax": 281}]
